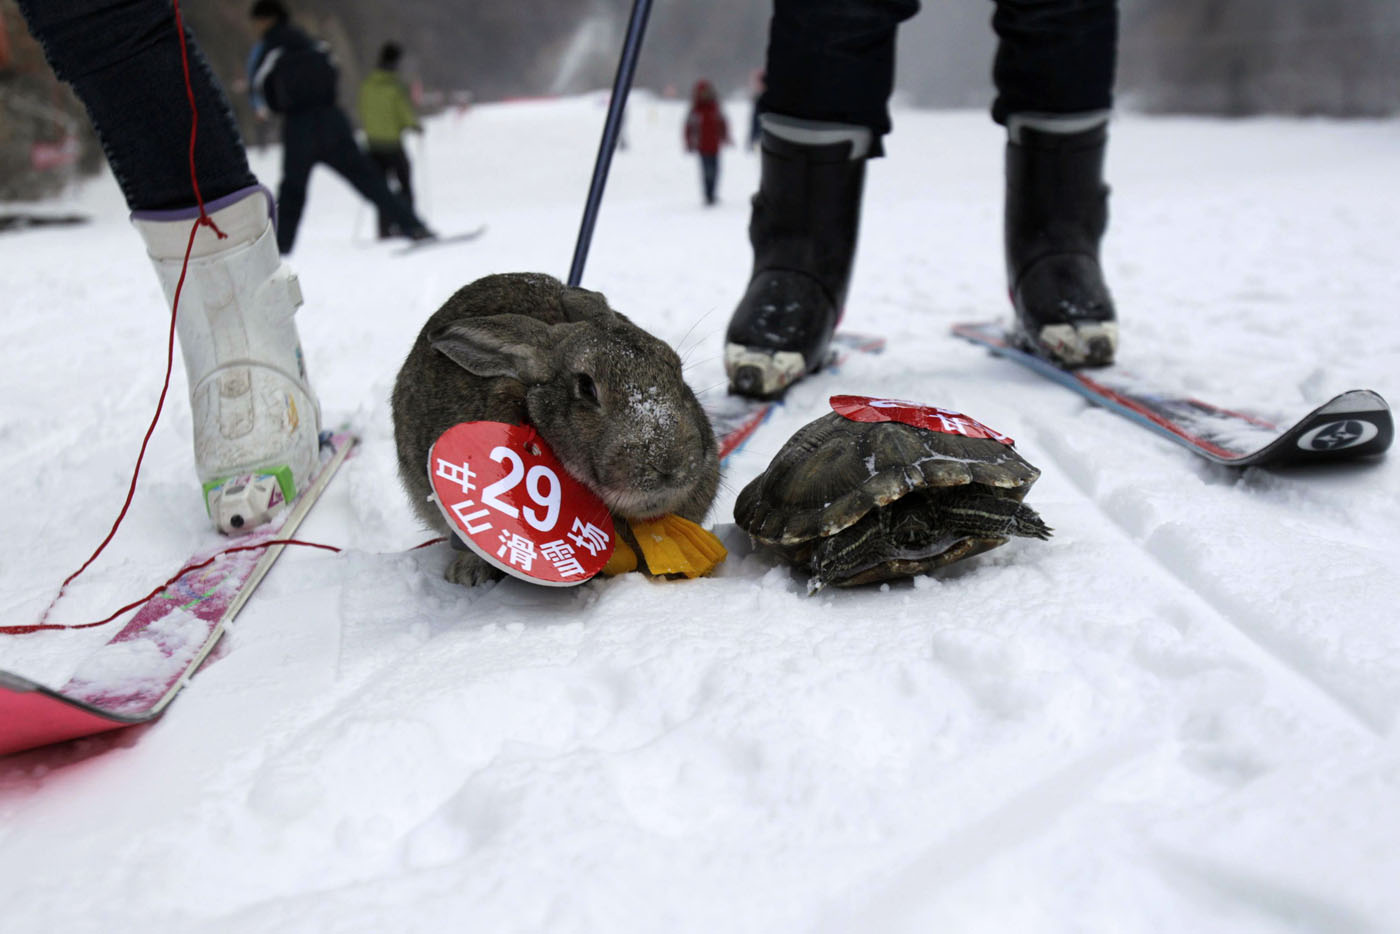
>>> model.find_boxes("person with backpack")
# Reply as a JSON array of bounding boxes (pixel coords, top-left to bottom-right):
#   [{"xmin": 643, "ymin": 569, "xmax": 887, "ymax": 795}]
[
  {"xmin": 248, "ymin": 0, "xmax": 433, "ymax": 253},
  {"xmin": 356, "ymin": 42, "xmax": 422, "ymax": 240}
]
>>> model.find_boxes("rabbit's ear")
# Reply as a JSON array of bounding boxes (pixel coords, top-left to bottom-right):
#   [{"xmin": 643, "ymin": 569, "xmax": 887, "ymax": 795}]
[{"xmin": 431, "ymin": 314, "xmax": 556, "ymax": 383}]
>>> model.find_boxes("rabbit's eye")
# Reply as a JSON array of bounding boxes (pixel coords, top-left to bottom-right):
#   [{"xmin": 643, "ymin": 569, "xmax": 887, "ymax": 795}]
[{"xmin": 575, "ymin": 373, "xmax": 599, "ymax": 403}]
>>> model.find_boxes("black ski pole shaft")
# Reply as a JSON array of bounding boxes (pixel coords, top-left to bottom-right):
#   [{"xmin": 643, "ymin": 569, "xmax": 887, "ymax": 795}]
[{"xmin": 567, "ymin": 0, "xmax": 654, "ymax": 288}]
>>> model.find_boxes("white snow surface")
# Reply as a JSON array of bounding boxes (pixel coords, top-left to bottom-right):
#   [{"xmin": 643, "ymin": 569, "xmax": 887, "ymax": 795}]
[{"xmin": 2, "ymin": 94, "xmax": 1399, "ymax": 933}]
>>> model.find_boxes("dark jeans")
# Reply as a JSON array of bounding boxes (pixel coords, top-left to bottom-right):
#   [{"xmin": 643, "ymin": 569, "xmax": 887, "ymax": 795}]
[
  {"xmin": 366, "ymin": 145, "xmax": 414, "ymax": 238},
  {"xmin": 762, "ymin": 0, "xmax": 1118, "ymax": 154},
  {"xmin": 17, "ymin": 0, "xmax": 257, "ymax": 211},
  {"xmin": 699, "ymin": 153, "xmax": 719, "ymax": 204},
  {"xmin": 276, "ymin": 107, "xmax": 421, "ymax": 253}
]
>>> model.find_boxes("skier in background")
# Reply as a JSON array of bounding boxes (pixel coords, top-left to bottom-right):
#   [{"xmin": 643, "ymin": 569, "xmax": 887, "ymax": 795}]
[
  {"xmin": 683, "ymin": 80, "xmax": 730, "ymax": 207},
  {"xmin": 248, "ymin": 0, "xmax": 433, "ymax": 253},
  {"xmin": 723, "ymin": 0, "xmax": 1120, "ymax": 398},
  {"xmin": 15, "ymin": 0, "xmax": 324, "ymax": 533},
  {"xmin": 357, "ymin": 41, "xmax": 422, "ymax": 240}
]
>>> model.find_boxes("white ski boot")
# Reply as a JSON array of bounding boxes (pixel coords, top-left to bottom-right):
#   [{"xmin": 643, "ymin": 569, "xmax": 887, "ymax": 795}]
[{"xmin": 133, "ymin": 186, "xmax": 322, "ymax": 533}]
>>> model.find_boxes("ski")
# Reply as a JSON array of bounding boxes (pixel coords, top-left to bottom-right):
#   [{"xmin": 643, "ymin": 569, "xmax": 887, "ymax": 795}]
[
  {"xmin": 952, "ymin": 321, "xmax": 1392, "ymax": 467},
  {"xmin": 0, "ymin": 212, "xmax": 90, "ymax": 234},
  {"xmin": 0, "ymin": 430, "xmax": 357, "ymax": 757},
  {"xmin": 392, "ymin": 225, "xmax": 487, "ymax": 255},
  {"xmin": 710, "ymin": 332, "xmax": 887, "ymax": 464}
]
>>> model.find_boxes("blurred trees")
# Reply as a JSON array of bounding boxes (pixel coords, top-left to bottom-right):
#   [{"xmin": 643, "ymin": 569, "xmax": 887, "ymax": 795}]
[
  {"xmin": 1119, "ymin": 0, "xmax": 1400, "ymax": 116},
  {"xmin": 0, "ymin": 2, "xmax": 99, "ymax": 200},
  {"xmin": 897, "ymin": 0, "xmax": 1400, "ymax": 116}
]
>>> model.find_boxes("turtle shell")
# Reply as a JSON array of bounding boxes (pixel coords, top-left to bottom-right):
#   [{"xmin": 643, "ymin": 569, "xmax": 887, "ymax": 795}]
[{"xmin": 733, "ymin": 411, "xmax": 1047, "ymax": 589}]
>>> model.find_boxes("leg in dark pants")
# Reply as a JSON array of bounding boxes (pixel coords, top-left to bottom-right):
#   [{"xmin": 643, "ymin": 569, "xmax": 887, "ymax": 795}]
[
  {"xmin": 368, "ymin": 146, "xmax": 414, "ymax": 238},
  {"xmin": 316, "ymin": 110, "xmax": 422, "ymax": 238},
  {"xmin": 276, "ymin": 114, "xmax": 318, "ymax": 254},
  {"xmin": 761, "ymin": 0, "xmax": 919, "ymax": 155},
  {"xmin": 387, "ymin": 148, "xmax": 414, "ymax": 213},
  {"xmin": 699, "ymin": 153, "xmax": 719, "ymax": 205},
  {"xmin": 761, "ymin": 0, "xmax": 1117, "ymax": 142},
  {"xmin": 276, "ymin": 109, "xmax": 425, "ymax": 252},
  {"xmin": 991, "ymin": 0, "xmax": 1118, "ymax": 123},
  {"xmin": 16, "ymin": 0, "xmax": 256, "ymax": 211}
]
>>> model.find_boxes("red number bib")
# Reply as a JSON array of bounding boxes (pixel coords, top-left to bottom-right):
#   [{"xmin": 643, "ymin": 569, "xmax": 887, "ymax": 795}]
[{"xmin": 428, "ymin": 422, "xmax": 616, "ymax": 586}]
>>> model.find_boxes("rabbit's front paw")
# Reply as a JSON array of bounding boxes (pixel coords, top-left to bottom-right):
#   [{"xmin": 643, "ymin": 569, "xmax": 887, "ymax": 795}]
[{"xmin": 445, "ymin": 552, "xmax": 504, "ymax": 587}]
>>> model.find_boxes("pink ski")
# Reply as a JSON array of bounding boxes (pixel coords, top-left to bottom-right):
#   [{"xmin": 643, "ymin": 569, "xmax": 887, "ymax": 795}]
[{"xmin": 0, "ymin": 431, "xmax": 356, "ymax": 756}]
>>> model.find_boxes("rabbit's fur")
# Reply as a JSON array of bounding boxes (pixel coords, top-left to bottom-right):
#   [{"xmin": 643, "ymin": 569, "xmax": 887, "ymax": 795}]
[{"xmin": 392, "ymin": 272, "xmax": 719, "ymax": 585}]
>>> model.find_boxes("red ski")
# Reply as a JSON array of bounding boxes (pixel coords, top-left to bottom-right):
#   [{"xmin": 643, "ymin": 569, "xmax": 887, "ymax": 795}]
[{"xmin": 952, "ymin": 321, "xmax": 1392, "ymax": 468}]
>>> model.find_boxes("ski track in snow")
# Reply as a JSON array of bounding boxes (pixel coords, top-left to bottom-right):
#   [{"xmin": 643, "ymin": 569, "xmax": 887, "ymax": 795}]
[{"xmin": 2, "ymin": 97, "xmax": 1399, "ymax": 933}]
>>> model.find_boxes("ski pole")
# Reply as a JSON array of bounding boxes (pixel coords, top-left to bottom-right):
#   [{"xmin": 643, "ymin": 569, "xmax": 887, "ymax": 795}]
[
  {"xmin": 566, "ymin": 0, "xmax": 654, "ymax": 288},
  {"xmin": 414, "ymin": 127, "xmax": 431, "ymax": 224}
]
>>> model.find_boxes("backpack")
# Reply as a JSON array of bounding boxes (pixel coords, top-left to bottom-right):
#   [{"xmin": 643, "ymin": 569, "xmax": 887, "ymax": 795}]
[{"xmin": 256, "ymin": 36, "xmax": 339, "ymax": 114}]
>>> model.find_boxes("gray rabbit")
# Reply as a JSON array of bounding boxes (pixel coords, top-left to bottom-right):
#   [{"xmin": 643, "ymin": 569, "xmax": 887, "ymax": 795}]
[{"xmin": 392, "ymin": 272, "xmax": 720, "ymax": 586}]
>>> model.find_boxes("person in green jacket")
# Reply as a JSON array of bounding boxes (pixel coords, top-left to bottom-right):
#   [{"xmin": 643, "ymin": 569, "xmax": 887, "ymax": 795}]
[{"xmin": 357, "ymin": 41, "xmax": 422, "ymax": 239}]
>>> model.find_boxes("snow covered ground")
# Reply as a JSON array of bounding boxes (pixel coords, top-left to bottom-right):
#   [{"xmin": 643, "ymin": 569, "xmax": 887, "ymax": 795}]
[{"xmin": 2, "ymin": 93, "xmax": 1399, "ymax": 933}]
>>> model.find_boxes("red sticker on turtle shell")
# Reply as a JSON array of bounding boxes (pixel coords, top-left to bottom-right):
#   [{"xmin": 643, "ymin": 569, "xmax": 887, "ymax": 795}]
[
  {"xmin": 829, "ymin": 395, "xmax": 1015, "ymax": 445},
  {"xmin": 428, "ymin": 422, "xmax": 615, "ymax": 586}
]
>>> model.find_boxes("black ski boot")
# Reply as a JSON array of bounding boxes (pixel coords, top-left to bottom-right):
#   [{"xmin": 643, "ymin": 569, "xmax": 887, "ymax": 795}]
[
  {"xmin": 1005, "ymin": 120, "xmax": 1117, "ymax": 367},
  {"xmin": 725, "ymin": 123, "xmax": 867, "ymax": 398}
]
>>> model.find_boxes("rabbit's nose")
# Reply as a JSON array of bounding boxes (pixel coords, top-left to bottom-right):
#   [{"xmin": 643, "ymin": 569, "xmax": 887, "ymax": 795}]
[
  {"xmin": 648, "ymin": 461, "xmax": 678, "ymax": 483},
  {"xmin": 645, "ymin": 455, "xmax": 690, "ymax": 489}
]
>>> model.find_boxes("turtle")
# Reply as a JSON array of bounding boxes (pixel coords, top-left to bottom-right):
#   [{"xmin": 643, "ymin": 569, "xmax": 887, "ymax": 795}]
[{"xmin": 733, "ymin": 410, "xmax": 1052, "ymax": 592}]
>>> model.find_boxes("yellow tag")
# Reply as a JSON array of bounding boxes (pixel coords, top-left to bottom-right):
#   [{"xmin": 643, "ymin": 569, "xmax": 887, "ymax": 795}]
[{"xmin": 629, "ymin": 514, "xmax": 728, "ymax": 578}]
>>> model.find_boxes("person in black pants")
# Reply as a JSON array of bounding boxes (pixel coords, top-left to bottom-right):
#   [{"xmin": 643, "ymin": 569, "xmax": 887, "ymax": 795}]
[
  {"xmin": 724, "ymin": 0, "xmax": 1120, "ymax": 398},
  {"xmin": 249, "ymin": 0, "xmax": 432, "ymax": 254}
]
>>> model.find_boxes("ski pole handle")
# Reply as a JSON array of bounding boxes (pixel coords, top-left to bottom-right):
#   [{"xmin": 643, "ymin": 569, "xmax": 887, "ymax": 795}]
[{"xmin": 567, "ymin": 0, "xmax": 654, "ymax": 288}]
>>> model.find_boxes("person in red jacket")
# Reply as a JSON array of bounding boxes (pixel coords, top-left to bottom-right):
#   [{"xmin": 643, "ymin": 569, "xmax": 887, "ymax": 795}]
[{"xmin": 683, "ymin": 80, "xmax": 731, "ymax": 206}]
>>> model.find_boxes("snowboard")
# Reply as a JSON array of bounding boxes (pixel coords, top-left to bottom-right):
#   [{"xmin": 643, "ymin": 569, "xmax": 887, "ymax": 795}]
[
  {"xmin": 710, "ymin": 332, "xmax": 888, "ymax": 464},
  {"xmin": 952, "ymin": 321, "xmax": 1393, "ymax": 468},
  {"xmin": 392, "ymin": 225, "xmax": 487, "ymax": 255},
  {"xmin": 0, "ymin": 431, "xmax": 357, "ymax": 757}
]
